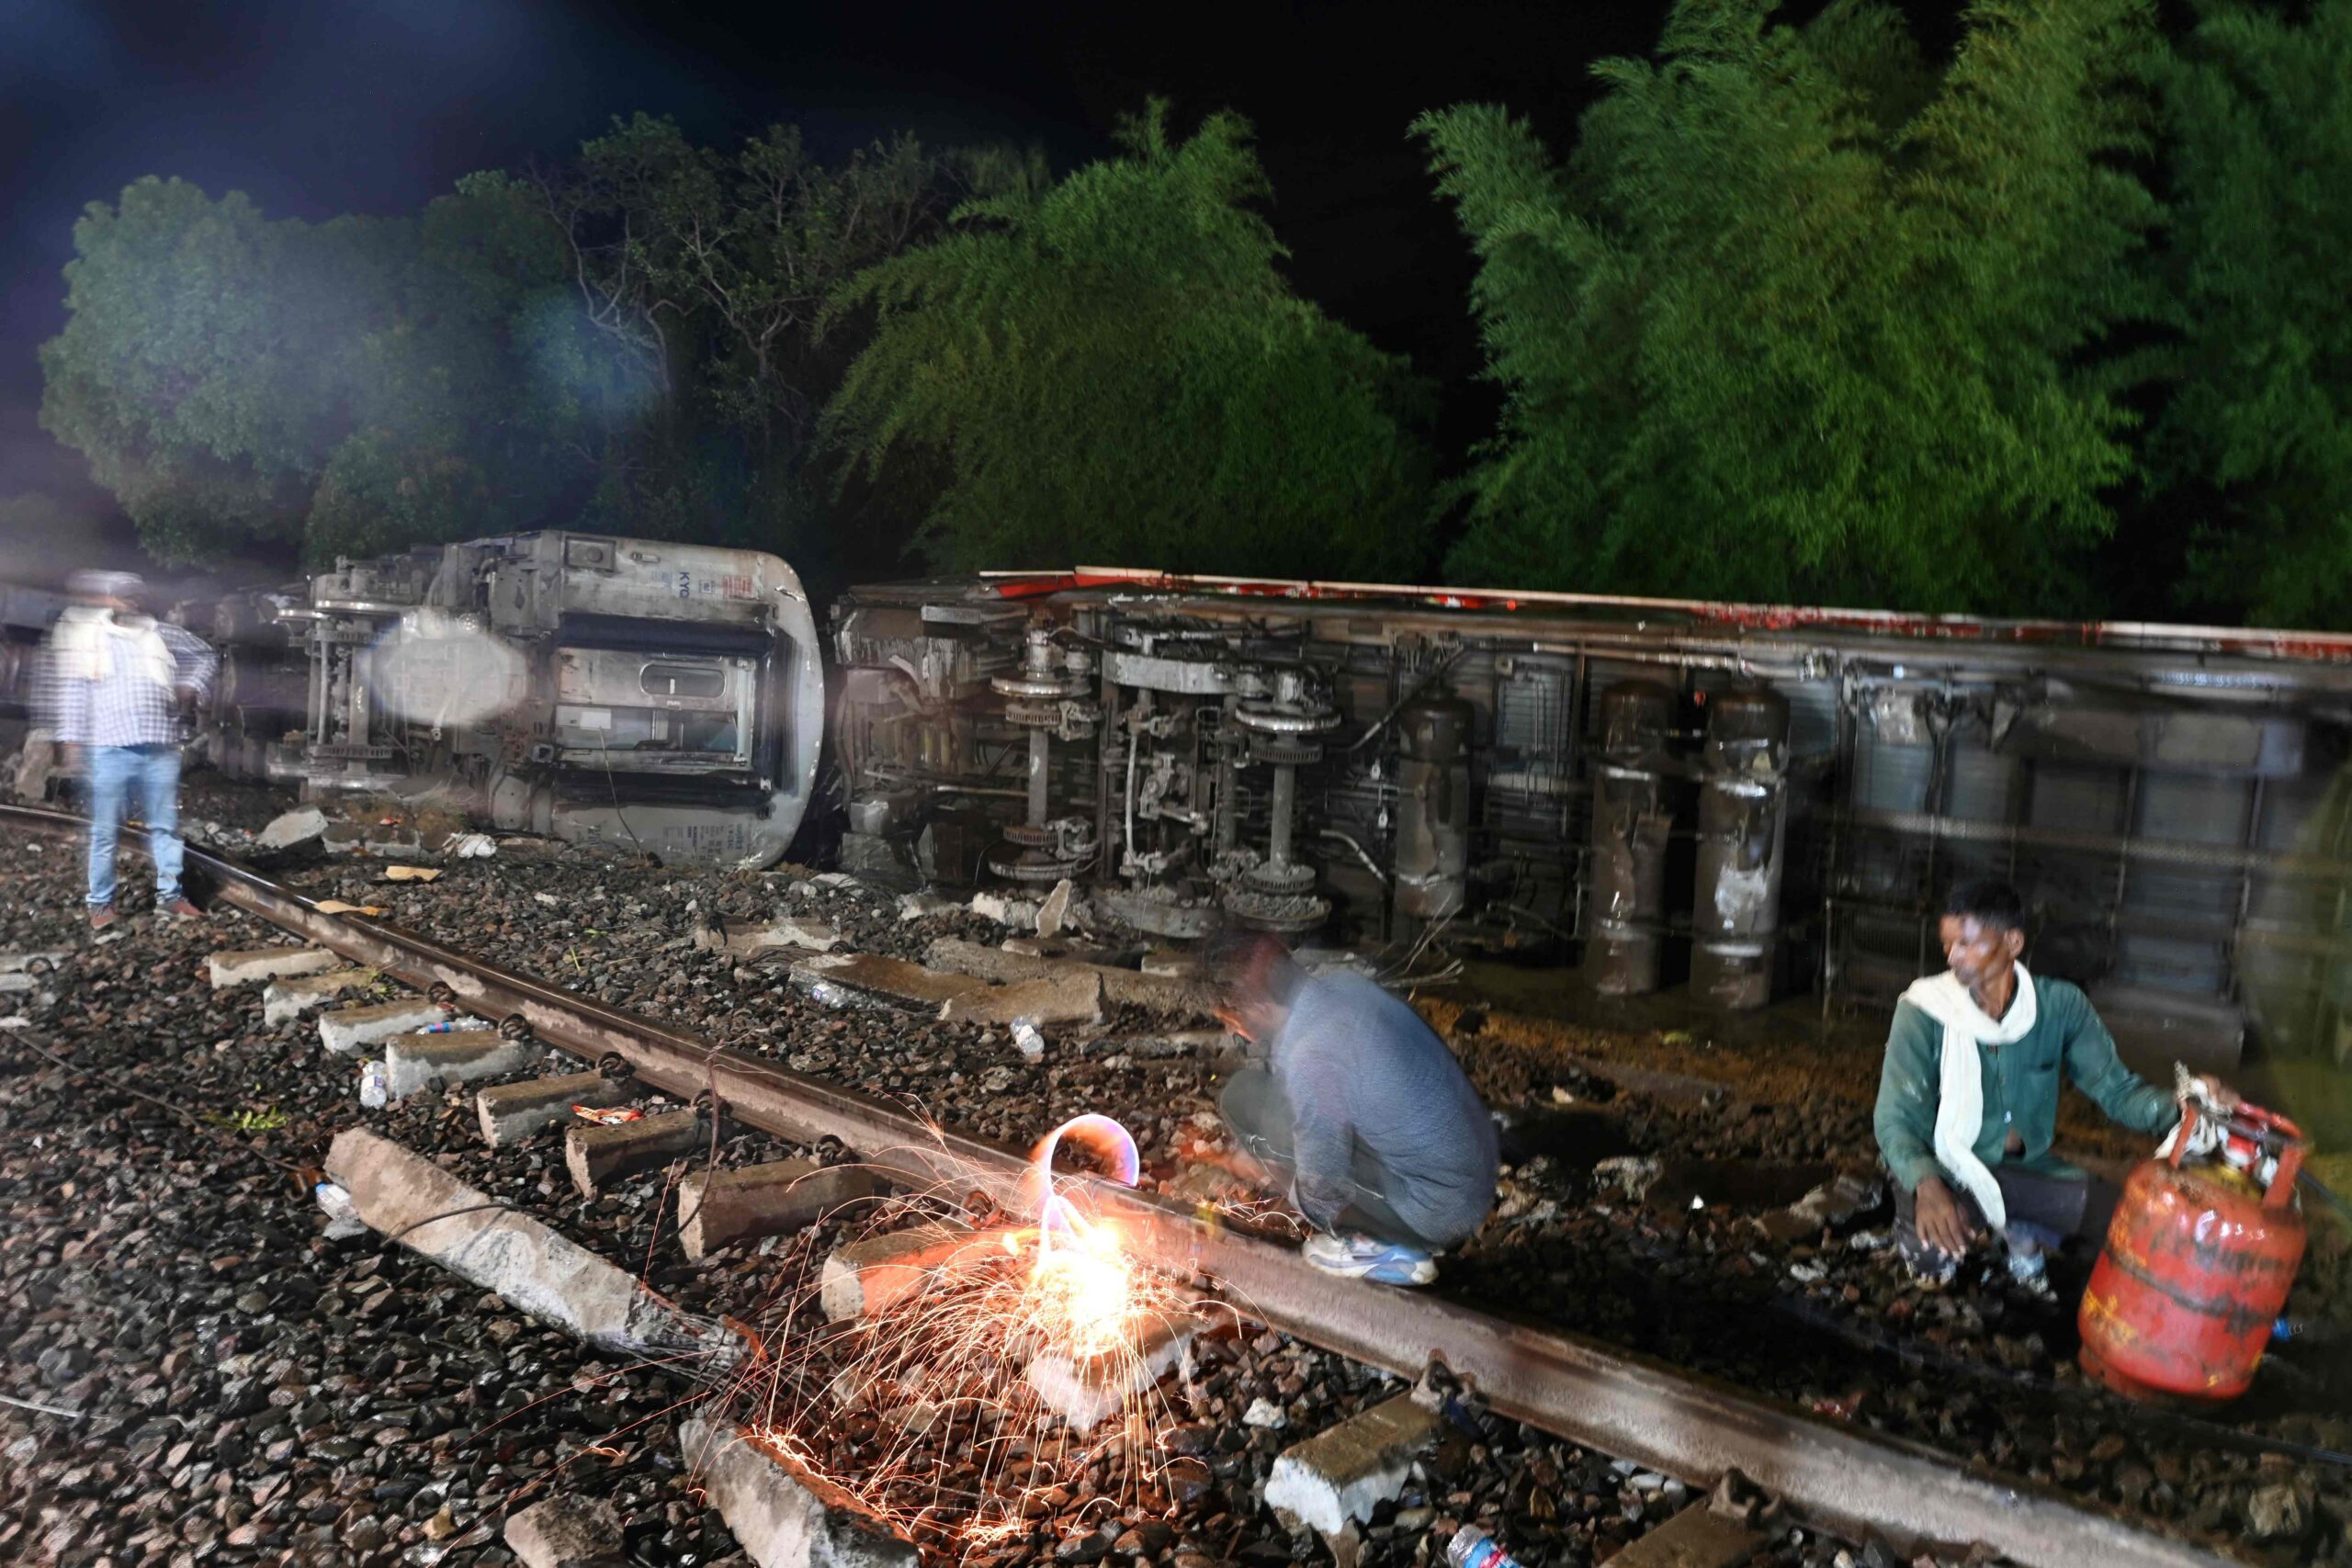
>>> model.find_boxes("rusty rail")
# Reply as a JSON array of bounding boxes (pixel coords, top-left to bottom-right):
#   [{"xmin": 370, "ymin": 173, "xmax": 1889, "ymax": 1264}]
[{"xmin": 1, "ymin": 804, "xmax": 2233, "ymax": 1568}]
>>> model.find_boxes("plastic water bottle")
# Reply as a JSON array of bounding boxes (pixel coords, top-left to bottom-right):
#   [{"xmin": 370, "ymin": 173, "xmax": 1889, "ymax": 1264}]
[
  {"xmin": 314, "ymin": 1181, "xmax": 367, "ymax": 1240},
  {"xmin": 357, "ymin": 1059, "xmax": 389, "ymax": 1109},
  {"xmin": 1446, "ymin": 1524, "xmax": 1525, "ymax": 1568},
  {"xmin": 1012, "ymin": 1017, "xmax": 1045, "ymax": 1063}
]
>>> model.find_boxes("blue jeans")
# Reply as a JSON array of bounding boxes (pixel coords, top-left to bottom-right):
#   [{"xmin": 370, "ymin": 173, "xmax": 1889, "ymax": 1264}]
[{"xmin": 86, "ymin": 744, "xmax": 184, "ymax": 908}]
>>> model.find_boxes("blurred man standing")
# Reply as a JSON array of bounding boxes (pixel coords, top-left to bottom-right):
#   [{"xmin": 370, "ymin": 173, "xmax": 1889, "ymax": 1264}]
[{"xmin": 39, "ymin": 571, "xmax": 217, "ymax": 929}]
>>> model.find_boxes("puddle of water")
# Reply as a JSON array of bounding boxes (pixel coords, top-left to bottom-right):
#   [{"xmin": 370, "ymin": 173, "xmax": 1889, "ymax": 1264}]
[{"xmin": 1494, "ymin": 1106, "xmax": 1637, "ymax": 1168}]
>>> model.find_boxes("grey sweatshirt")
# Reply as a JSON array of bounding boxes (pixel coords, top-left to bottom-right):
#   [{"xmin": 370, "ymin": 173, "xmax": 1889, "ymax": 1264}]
[{"xmin": 1269, "ymin": 973, "xmax": 1499, "ymax": 1248}]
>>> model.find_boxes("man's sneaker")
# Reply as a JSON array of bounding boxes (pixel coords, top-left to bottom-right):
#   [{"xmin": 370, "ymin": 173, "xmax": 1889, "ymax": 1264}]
[
  {"xmin": 162, "ymin": 897, "xmax": 204, "ymax": 919},
  {"xmin": 88, "ymin": 906, "xmax": 116, "ymax": 931},
  {"xmin": 1302, "ymin": 1232, "xmax": 1438, "ymax": 1287}
]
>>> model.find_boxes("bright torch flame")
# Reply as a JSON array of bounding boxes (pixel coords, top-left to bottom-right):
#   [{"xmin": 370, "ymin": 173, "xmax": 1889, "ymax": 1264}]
[{"xmin": 1022, "ymin": 1113, "xmax": 1142, "ymax": 1359}]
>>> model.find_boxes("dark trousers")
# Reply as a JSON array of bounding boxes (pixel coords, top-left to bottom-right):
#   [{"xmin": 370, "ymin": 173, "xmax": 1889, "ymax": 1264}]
[
  {"xmin": 1219, "ymin": 1068, "xmax": 1437, "ymax": 1250},
  {"xmin": 1893, "ymin": 1161, "xmax": 2121, "ymax": 1276}
]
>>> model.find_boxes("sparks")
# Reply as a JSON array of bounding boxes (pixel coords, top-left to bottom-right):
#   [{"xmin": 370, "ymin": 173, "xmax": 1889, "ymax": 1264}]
[{"xmin": 705, "ymin": 1115, "xmax": 1216, "ymax": 1554}]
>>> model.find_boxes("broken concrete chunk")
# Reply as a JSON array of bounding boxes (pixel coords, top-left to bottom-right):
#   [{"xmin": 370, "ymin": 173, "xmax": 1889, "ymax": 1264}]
[
  {"xmin": 897, "ymin": 891, "xmax": 960, "ymax": 922},
  {"xmin": 936, "ymin": 970, "xmax": 1104, "ymax": 1027},
  {"xmin": 318, "ymin": 997, "xmax": 450, "ymax": 1055},
  {"xmin": 680, "ymin": 1416, "xmax": 919, "ymax": 1568},
  {"xmin": 208, "ymin": 945, "xmax": 339, "ymax": 989},
  {"xmin": 322, "ymin": 1129, "xmax": 703, "ymax": 1353},
  {"xmin": 1024, "ymin": 1311, "xmax": 1196, "ymax": 1430},
  {"xmin": 1592, "ymin": 1156, "xmax": 1665, "ymax": 1203},
  {"xmin": 254, "ymin": 807, "xmax": 329, "ymax": 851},
  {"xmin": 504, "ymin": 1495, "xmax": 625, "ymax": 1568},
  {"xmin": 1756, "ymin": 1171, "xmax": 1885, "ymax": 1244},
  {"xmin": 787, "ymin": 952, "xmax": 985, "ymax": 1011},
  {"xmin": 1606, "ymin": 1503, "xmax": 1767, "ymax": 1568},
  {"xmin": 565, "ymin": 1109, "xmax": 703, "ymax": 1198},
  {"xmin": 1035, "ymin": 877, "xmax": 1075, "ymax": 939},
  {"xmin": 679, "ymin": 1160, "xmax": 888, "ymax": 1261},
  {"xmin": 698, "ymin": 916, "xmax": 841, "ymax": 960},
  {"xmin": 262, "ymin": 967, "xmax": 377, "ymax": 1026},
  {"xmin": 1263, "ymin": 1393, "xmax": 1442, "ymax": 1536},
  {"xmin": 925, "ymin": 938, "xmax": 1204, "ymax": 1015},
  {"xmin": 818, "ymin": 1221, "xmax": 978, "ymax": 1322},
  {"xmin": 381, "ymin": 1032, "xmax": 539, "ymax": 1101},
  {"xmin": 967, "ymin": 890, "xmax": 1041, "ymax": 929},
  {"xmin": 478, "ymin": 1073, "xmax": 629, "ymax": 1147}
]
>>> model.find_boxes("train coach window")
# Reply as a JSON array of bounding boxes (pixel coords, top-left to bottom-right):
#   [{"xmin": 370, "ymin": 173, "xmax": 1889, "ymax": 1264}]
[{"xmin": 640, "ymin": 661, "xmax": 726, "ymax": 699}]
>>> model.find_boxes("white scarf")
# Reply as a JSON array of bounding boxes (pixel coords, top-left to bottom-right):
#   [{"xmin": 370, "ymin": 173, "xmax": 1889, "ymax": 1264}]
[
  {"xmin": 1898, "ymin": 964, "xmax": 2038, "ymax": 1235},
  {"xmin": 53, "ymin": 605, "xmax": 173, "ymax": 689}
]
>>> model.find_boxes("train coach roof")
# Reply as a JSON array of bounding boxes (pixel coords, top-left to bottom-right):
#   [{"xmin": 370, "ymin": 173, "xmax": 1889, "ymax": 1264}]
[{"xmin": 842, "ymin": 567, "xmax": 2352, "ymax": 668}]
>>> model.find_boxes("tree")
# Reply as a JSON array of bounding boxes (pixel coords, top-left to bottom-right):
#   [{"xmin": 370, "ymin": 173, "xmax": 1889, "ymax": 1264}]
[
  {"xmin": 826, "ymin": 101, "xmax": 1437, "ymax": 579},
  {"xmin": 1417, "ymin": 0, "xmax": 2162, "ymax": 613},
  {"xmin": 40, "ymin": 121, "xmax": 1012, "ymax": 576},
  {"xmin": 515, "ymin": 116, "xmax": 1032, "ymax": 580},
  {"xmin": 2154, "ymin": 0, "xmax": 2352, "ymax": 629},
  {"xmin": 38, "ymin": 175, "xmax": 616, "ymax": 565}
]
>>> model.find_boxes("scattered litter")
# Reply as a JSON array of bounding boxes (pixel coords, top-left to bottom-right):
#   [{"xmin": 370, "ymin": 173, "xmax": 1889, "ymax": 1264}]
[
  {"xmin": 383, "ymin": 865, "xmax": 442, "ymax": 883},
  {"xmin": 450, "ymin": 833, "xmax": 496, "ymax": 859},
  {"xmin": 314, "ymin": 1179, "xmax": 368, "ymax": 1238},
  {"xmin": 1011, "ymin": 1017, "xmax": 1046, "ymax": 1064},
  {"xmin": 314, "ymin": 900, "xmax": 385, "ymax": 916},
  {"xmin": 572, "ymin": 1105, "xmax": 642, "ymax": 1125},
  {"xmin": 1788, "ymin": 1261, "xmax": 1827, "ymax": 1283},
  {"xmin": 414, "ymin": 1019, "xmax": 492, "ymax": 1033},
  {"xmin": 533, "ymin": 891, "xmax": 560, "ymax": 906},
  {"xmin": 0, "ymin": 1016, "xmax": 29, "ymax": 1030},
  {"xmin": 358, "ymin": 1061, "xmax": 389, "ymax": 1109},
  {"xmin": 1241, "ymin": 1397, "xmax": 1287, "ymax": 1429},
  {"xmin": 1549, "ymin": 1085, "xmax": 1577, "ymax": 1105},
  {"xmin": 1845, "ymin": 1229, "xmax": 1890, "ymax": 1252},
  {"xmin": 1592, "ymin": 1156, "xmax": 1663, "ymax": 1202}
]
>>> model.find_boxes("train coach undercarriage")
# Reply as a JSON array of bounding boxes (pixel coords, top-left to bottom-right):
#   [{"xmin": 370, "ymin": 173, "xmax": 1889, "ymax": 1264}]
[
  {"xmin": 188, "ymin": 531, "xmax": 828, "ymax": 871},
  {"xmin": 831, "ymin": 570, "xmax": 2352, "ymax": 1072}
]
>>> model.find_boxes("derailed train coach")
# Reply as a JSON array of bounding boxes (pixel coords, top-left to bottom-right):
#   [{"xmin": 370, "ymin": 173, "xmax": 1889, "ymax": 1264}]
[
  {"xmin": 831, "ymin": 569, "xmax": 2352, "ymax": 1070},
  {"xmin": 187, "ymin": 531, "xmax": 827, "ymax": 869}
]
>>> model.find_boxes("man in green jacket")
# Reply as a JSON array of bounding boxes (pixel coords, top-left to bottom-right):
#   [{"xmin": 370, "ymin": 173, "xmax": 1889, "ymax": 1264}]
[{"xmin": 1874, "ymin": 878, "xmax": 2240, "ymax": 1288}]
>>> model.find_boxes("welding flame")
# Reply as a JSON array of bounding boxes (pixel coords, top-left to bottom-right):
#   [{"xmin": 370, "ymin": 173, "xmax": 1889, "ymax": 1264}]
[{"xmin": 1023, "ymin": 1114, "xmax": 1141, "ymax": 1359}]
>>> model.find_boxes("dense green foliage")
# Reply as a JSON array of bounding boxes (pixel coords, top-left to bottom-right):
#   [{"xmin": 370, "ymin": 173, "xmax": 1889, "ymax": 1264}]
[
  {"xmin": 38, "ymin": 122, "xmax": 1001, "ymax": 573},
  {"xmin": 34, "ymin": 1, "xmax": 2352, "ymax": 625},
  {"xmin": 826, "ymin": 103, "xmax": 1435, "ymax": 577},
  {"xmin": 2155, "ymin": 0, "xmax": 2352, "ymax": 628},
  {"xmin": 1417, "ymin": 0, "xmax": 2161, "ymax": 613},
  {"xmin": 40, "ymin": 175, "xmax": 597, "ymax": 565}
]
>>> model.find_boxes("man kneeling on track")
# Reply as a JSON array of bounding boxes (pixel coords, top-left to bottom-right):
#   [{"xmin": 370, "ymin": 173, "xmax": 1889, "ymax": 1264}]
[
  {"xmin": 1874, "ymin": 877, "xmax": 2240, "ymax": 1292},
  {"xmin": 1206, "ymin": 931, "xmax": 1498, "ymax": 1287}
]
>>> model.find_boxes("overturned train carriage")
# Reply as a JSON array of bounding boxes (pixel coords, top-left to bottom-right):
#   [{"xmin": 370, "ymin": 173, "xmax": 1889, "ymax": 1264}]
[
  {"xmin": 191, "ymin": 532, "xmax": 826, "ymax": 869},
  {"xmin": 831, "ymin": 570, "xmax": 2352, "ymax": 1069}
]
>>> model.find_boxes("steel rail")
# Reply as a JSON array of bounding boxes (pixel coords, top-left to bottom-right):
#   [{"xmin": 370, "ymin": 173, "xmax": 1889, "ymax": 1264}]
[{"xmin": 0, "ymin": 803, "xmax": 2233, "ymax": 1568}]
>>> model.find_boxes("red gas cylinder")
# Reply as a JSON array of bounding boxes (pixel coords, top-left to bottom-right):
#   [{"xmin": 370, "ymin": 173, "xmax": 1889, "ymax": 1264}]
[{"xmin": 2078, "ymin": 1103, "xmax": 2307, "ymax": 1403}]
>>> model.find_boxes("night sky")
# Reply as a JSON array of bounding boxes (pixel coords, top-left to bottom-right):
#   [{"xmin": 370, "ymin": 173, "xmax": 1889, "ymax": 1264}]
[{"xmin": 0, "ymin": 0, "xmax": 1660, "ymax": 587}]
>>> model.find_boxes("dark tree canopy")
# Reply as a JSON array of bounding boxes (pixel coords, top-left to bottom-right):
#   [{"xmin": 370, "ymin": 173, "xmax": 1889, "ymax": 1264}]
[
  {"xmin": 1418, "ymin": 0, "xmax": 2162, "ymax": 615},
  {"xmin": 37, "ymin": 123, "xmax": 1016, "ymax": 581},
  {"xmin": 33, "ymin": 4, "xmax": 2352, "ymax": 629},
  {"xmin": 825, "ymin": 102, "xmax": 1437, "ymax": 579},
  {"xmin": 2155, "ymin": 0, "xmax": 2352, "ymax": 629}
]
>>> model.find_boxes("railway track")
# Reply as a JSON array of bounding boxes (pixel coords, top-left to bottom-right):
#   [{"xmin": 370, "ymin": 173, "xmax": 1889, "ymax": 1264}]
[{"xmin": 0, "ymin": 804, "xmax": 2237, "ymax": 1568}]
